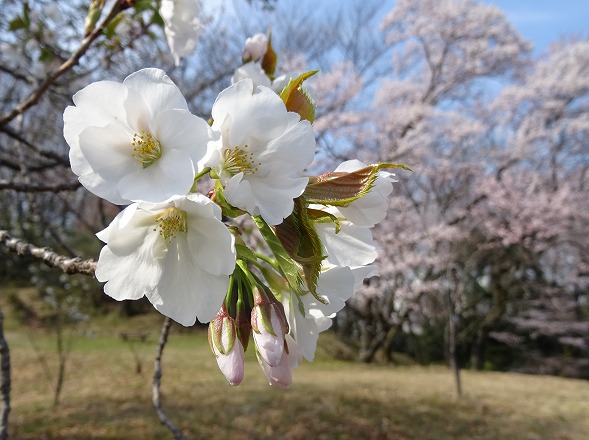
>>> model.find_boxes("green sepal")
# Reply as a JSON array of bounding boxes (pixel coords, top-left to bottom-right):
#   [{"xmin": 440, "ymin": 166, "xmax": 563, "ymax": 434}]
[
  {"xmin": 261, "ymin": 29, "xmax": 277, "ymax": 79},
  {"xmin": 209, "ymin": 305, "xmax": 236, "ymax": 356},
  {"xmin": 235, "ymin": 244, "xmax": 259, "ymax": 265},
  {"xmin": 234, "ymin": 278, "xmax": 252, "ymax": 351},
  {"xmin": 304, "ymin": 162, "xmax": 412, "ymax": 207},
  {"xmin": 273, "ymin": 197, "xmax": 326, "ymax": 299},
  {"xmin": 259, "ymin": 265, "xmax": 288, "ymax": 296},
  {"xmin": 307, "ymin": 208, "xmax": 341, "ymax": 233},
  {"xmin": 279, "ymin": 71, "xmax": 318, "ymax": 123},
  {"xmin": 252, "ymin": 216, "xmax": 305, "ymax": 297},
  {"xmin": 212, "ymin": 180, "xmax": 247, "ymax": 219}
]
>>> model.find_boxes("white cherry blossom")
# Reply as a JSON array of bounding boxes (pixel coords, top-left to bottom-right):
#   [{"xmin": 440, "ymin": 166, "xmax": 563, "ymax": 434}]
[
  {"xmin": 231, "ymin": 62, "xmax": 272, "ymax": 89},
  {"xmin": 64, "ymin": 68, "xmax": 212, "ymax": 205},
  {"xmin": 159, "ymin": 0, "xmax": 202, "ymax": 65},
  {"xmin": 95, "ymin": 193, "xmax": 236, "ymax": 326},
  {"xmin": 282, "ymin": 291, "xmax": 333, "ymax": 362},
  {"xmin": 206, "ymin": 79, "xmax": 316, "ymax": 225},
  {"xmin": 243, "ymin": 33, "xmax": 268, "ymax": 61}
]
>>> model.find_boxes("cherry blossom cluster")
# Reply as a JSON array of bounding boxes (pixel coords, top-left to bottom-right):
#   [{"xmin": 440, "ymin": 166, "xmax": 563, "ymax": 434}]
[{"xmin": 63, "ymin": 29, "xmax": 407, "ymax": 387}]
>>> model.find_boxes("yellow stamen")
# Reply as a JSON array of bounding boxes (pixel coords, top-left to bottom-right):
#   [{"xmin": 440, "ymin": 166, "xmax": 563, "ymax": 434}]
[
  {"xmin": 222, "ymin": 144, "xmax": 261, "ymax": 176},
  {"xmin": 132, "ymin": 131, "xmax": 162, "ymax": 168},
  {"xmin": 155, "ymin": 207, "xmax": 187, "ymax": 243}
]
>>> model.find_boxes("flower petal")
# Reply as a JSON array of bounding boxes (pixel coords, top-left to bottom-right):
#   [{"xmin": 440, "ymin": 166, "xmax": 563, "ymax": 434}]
[
  {"xmin": 95, "ymin": 226, "xmax": 164, "ymax": 301},
  {"xmin": 123, "ymin": 68, "xmax": 188, "ymax": 119},
  {"xmin": 182, "ymin": 201, "xmax": 236, "ymax": 276},
  {"xmin": 154, "ymin": 108, "xmax": 211, "ymax": 166},
  {"xmin": 77, "ymin": 124, "xmax": 140, "ymax": 203},
  {"xmin": 303, "ymin": 266, "xmax": 356, "ymax": 316},
  {"xmin": 212, "ymin": 79, "xmax": 288, "ymax": 147},
  {"xmin": 118, "ymin": 149, "xmax": 195, "ymax": 203},
  {"xmin": 257, "ymin": 119, "xmax": 315, "ymax": 168},
  {"xmin": 146, "ymin": 236, "xmax": 230, "ymax": 325},
  {"xmin": 315, "ymin": 222, "xmax": 378, "ymax": 267}
]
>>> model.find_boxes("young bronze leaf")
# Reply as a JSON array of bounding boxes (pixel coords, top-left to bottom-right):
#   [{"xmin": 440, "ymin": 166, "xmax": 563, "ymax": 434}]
[
  {"xmin": 279, "ymin": 71, "xmax": 319, "ymax": 123},
  {"xmin": 274, "ymin": 198, "xmax": 325, "ymax": 297},
  {"xmin": 304, "ymin": 162, "xmax": 411, "ymax": 206},
  {"xmin": 261, "ymin": 30, "xmax": 277, "ymax": 79}
]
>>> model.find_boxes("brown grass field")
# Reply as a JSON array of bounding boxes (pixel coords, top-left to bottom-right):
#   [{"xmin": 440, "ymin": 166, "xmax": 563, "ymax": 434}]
[{"xmin": 2, "ymin": 309, "xmax": 589, "ymax": 440}]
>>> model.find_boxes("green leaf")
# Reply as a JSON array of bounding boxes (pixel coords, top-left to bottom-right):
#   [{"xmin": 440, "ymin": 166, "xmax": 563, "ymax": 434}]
[
  {"xmin": 84, "ymin": 0, "xmax": 106, "ymax": 36},
  {"xmin": 150, "ymin": 9, "xmax": 164, "ymax": 27},
  {"xmin": 304, "ymin": 162, "xmax": 412, "ymax": 206},
  {"xmin": 103, "ymin": 13, "xmax": 124, "ymax": 39},
  {"xmin": 8, "ymin": 17, "xmax": 27, "ymax": 31},
  {"xmin": 273, "ymin": 197, "xmax": 326, "ymax": 298},
  {"xmin": 22, "ymin": 2, "xmax": 31, "ymax": 28},
  {"xmin": 38, "ymin": 47, "xmax": 54, "ymax": 63},
  {"xmin": 279, "ymin": 71, "xmax": 318, "ymax": 123},
  {"xmin": 133, "ymin": 0, "xmax": 154, "ymax": 12},
  {"xmin": 252, "ymin": 216, "xmax": 305, "ymax": 297}
]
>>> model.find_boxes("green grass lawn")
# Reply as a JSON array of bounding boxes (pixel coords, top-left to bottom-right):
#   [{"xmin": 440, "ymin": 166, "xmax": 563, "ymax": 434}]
[{"xmin": 3, "ymin": 315, "xmax": 588, "ymax": 440}]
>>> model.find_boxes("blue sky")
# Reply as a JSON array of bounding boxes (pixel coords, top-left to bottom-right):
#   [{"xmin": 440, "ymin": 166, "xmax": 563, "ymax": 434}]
[
  {"xmin": 482, "ymin": 0, "xmax": 589, "ymax": 53},
  {"xmin": 208, "ymin": 0, "xmax": 588, "ymax": 56}
]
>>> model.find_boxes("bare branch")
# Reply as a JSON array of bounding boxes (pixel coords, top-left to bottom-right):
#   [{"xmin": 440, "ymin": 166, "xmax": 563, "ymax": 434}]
[
  {"xmin": 0, "ymin": 125, "xmax": 70, "ymax": 165},
  {"xmin": 0, "ymin": 230, "xmax": 96, "ymax": 275},
  {"xmin": 0, "ymin": 180, "xmax": 80, "ymax": 193},
  {"xmin": 0, "ymin": 0, "xmax": 125, "ymax": 127},
  {"xmin": 0, "ymin": 308, "xmax": 10, "ymax": 440},
  {"xmin": 152, "ymin": 317, "xmax": 186, "ymax": 440}
]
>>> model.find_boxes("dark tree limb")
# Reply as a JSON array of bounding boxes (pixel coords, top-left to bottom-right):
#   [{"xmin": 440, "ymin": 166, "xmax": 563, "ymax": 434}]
[
  {"xmin": 0, "ymin": 230, "xmax": 96, "ymax": 276},
  {"xmin": 152, "ymin": 317, "xmax": 186, "ymax": 440},
  {"xmin": 0, "ymin": 180, "xmax": 80, "ymax": 193},
  {"xmin": 0, "ymin": 0, "xmax": 125, "ymax": 127},
  {"xmin": 0, "ymin": 309, "xmax": 10, "ymax": 440}
]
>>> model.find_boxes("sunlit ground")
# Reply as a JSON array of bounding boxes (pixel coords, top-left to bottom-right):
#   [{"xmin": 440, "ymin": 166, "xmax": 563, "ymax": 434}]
[{"xmin": 4, "ymin": 316, "xmax": 589, "ymax": 440}]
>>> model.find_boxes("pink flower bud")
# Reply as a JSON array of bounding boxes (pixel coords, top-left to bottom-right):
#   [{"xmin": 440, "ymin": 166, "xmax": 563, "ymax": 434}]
[
  {"xmin": 257, "ymin": 334, "xmax": 302, "ymax": 388},
  {"xmin": 208, "ymin": 306, "xmax": 245, "ymax": 386},
  {"xmin": 243, "ymin": 33, "xmax": 268, "ymax": 62},
  {"xmin": 251, "ymin": 287, "xmax": 289, "ymax": 367}
]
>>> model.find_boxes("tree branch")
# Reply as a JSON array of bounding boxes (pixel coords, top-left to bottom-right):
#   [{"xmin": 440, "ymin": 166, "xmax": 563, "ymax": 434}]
[
  {"xmin": 0, "ymin": 125, "xmax": 70, "ymax": 165},
  {"xmin": 152, "ymin": 317, "xmax": 186, "ymax": 440},
  {"xmin": 0, "ymin": 0, "xmax": 125, "ymax": 127},
  {"xmin": 0, "ymin": 180, "xmax": 80, "ymax": 193},
  {"xmin": 0, "ymin": 308, "xmax": 10, "ymax": 440},
  {"xmin": 0, "ymin": 230, "xmax": 96, "ymax": 275}
]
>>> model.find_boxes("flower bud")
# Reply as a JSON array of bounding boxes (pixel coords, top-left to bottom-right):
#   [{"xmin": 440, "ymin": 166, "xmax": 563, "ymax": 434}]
[
  {"xmin": 235, "ymin": 299, "xmax": 252, "ymax": 351},
  {"xmin": 251, "ymin": 287, "xmax": 288, "ymax": 367},
  {"xmin": 243, "ymin": 33, "xmax": 268, "ymax": 62},
  {"xmin": 258, "ymin": 334, "xmax": 302, "ymax": 388},
  {"xmin": 208, "ymin": 305, "xmax": 245, "ymax": 386}
]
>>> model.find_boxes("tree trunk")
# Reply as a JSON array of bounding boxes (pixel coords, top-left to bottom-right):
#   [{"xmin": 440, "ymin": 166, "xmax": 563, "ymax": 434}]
[
  {"xmin": 470, "ymin": 328, "xmax": 488, "ymax": 370},
  {"xmin": 446, "ymin": 289, "xmax": 462, "ymax": 398}
]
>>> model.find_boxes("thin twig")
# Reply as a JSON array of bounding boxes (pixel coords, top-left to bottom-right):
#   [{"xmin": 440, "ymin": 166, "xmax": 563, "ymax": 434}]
[
  {"xmin": 0, "ymin": 230, "xmax": 96, "ymax": 276},
  {"xmin": 152, "ymin": 317, "xmax": 186, "ymax": 440},
  {"xmin": 0, "ymin": 308, "xmax": 11, "ymax": 440},
  {"xmin": 0, "ymin": 0, "xmax": 125, "ymax": 127}
]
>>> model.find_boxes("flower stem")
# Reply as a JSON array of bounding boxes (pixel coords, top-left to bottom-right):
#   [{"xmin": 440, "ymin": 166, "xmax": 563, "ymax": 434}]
[{"xmin": 190, "ymin": 167, "xmax": 211, "ymax": 192}]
